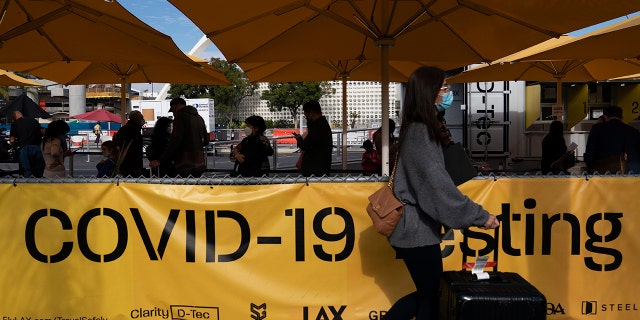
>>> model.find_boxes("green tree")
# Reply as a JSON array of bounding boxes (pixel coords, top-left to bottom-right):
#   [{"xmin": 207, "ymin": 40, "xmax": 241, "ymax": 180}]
[
  {"xmin": 260, "ymin": 82, "xmax": 333, "ymax": 128},
  {"xmin": 209, "ymin": 58, "xmax": 257, "ymax": 126},
  {"xmin": 349, "ymin": 111, "xmax": 360, "ymax": 129},
  {"xmin": 166, "ymin": 58, "xmax": 256, "ymax": 126},
  {"xmin": 167, "ymin": 84, "xmax": 211, "ymax": 98}
]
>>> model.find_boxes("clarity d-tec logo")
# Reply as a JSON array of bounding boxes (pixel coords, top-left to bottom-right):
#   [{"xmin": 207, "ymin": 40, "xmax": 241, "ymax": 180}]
[{"xmin": 582, "ymin": 301, "xmax": 639, "ymax": 315}]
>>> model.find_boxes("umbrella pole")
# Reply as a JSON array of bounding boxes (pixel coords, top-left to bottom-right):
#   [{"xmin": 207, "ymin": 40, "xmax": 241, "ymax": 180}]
[
  {"xmin": 341, "ymin": 76, "xmax": 348, "ymax": 172},
  {"xmin": 120, "ymin": 78, "xmax": 127, "ymax": 124},
  {"xmin": 378, "ymin": 0, "xmax": 393, "ymax": 176},
  {"xmin": 556, "ymin": 78, "xmax": 563, "ymax": 124},
  {"xmin": 378, "ymin": 41, "xmax": 393, "ymax": 176}
]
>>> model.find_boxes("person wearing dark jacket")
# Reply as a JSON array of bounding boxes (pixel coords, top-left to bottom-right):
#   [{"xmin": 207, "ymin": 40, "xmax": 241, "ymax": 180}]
[
  {"xmin": 541, "ymin": 120, "xmax": 569, "ymax": 174},
  {"xmin": 149, "ymin": 98, "xmax": 208, "ymax": 177},
  {"xmin": 292, "ymin": 100, "xmax": 333, "ymax": 176},
  {"xmin": 232, "ymin": 115, "xmax": 274, "ymax": 177},
  {"xmin": 113, "ymin": 110, "xmax": 145, "ymax": 177},
  {"xmin": 147, "ymin": 117, "xmax": 174, "ymax": 177},
  {"xmin": 10, "ymin": 111, "xmax": 45, "ymax": 178},
  {"xmin": 373, "ymin": 118, "xmax": 398, "ymax": 173},
  {"xmin": 585, "ymin": 106, "xmax": 640, "ymax": 174}
]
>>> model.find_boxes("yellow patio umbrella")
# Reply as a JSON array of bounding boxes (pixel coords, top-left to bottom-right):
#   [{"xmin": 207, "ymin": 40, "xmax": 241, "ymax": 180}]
[
  {"xmin": 169, "ymin": 0, "xmax": 640, "ymax": 64},
  {"xmin": 0, "ymin": 0, "xmax": 229, "ymax": 123},
  {"xmin": 239, "ymin": 59, "xmax": 459, "ymax": 83},
  {"xmin": 0, "ymin": 69, "xmax": 41, "ymax": 86},
  {"xmin": 0, "ymin": 55, "xmax": 229, "ymax": 122},
  {"xmin": 169, "ymin": 0, "xmax": 640, "ymax": 174},
  {"xmin": 524, "ymin": 14, "xmax": 640, "ymax": 62},
  {"xmin": 0, "ymin": 0, "xmax": 190, "ymax": 64},
  {"xmin": 447, "ymin": 37, "xmax": 640, "ymax": 104},
  {"xmin": 516, "ymin": 14, "xmax": 640, "ymax": 106},
  {"xmin": 0, "ymin": 55, "xmax": 228, "ymax": 85},
  {"xmin": 610, "ymin": 73, "xmax": 640, "ymax": 81},
  {"xmin": 447, "ymin": 15, "xmax": 640, "ymax": 128}
]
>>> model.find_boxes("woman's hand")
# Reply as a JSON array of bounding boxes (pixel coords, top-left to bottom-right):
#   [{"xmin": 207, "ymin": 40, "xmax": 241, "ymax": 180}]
[
  {"xmin": 292, "ymin": 132, "xmax": 303, "ymax": 142},
  {"xmin": 481, "ymin": 214, "xmax": 500, "ymax": 229},
  {"xmin": 231, "ymin": 147, "xmax": 245, "ymax": 163}
]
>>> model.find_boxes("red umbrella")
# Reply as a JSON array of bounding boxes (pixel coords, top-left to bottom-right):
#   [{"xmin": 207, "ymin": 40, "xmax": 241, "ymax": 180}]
[{"xmin": 70, "ymin": 109, "xmax": 122, "ymax": 123}]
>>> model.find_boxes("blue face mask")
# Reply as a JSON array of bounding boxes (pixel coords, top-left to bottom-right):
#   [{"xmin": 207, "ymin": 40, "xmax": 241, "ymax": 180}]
[{"xmin": 436, "ymin": 91, "xmax": 453, "ymax": 112}]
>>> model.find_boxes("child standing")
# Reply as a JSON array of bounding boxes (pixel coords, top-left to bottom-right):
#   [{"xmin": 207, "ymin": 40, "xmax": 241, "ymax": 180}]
[
  {"xmin": 97, "ymin": 141, "xmax": 119, "ymax": 178},
  {"xmin": 361, "ymin": 140, "xmax": 381, "ymax": 175}
]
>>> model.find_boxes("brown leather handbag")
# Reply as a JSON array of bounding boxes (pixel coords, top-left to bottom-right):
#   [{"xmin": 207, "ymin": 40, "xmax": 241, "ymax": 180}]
[{"xmin": 366, "ymin": 159, "xmax": 403, "ymax": 237}]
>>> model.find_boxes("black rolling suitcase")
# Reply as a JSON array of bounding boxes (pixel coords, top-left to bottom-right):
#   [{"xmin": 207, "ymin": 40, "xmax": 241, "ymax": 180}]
[{"xmin": 439, "ymin": 229, "xmax": 547, "ymax": 320}]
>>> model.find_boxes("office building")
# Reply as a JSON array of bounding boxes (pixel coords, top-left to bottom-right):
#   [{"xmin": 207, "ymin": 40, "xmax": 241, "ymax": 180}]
[{"xmin": 238, "ymin": 81, "xmax": 401, "ymax": 128}]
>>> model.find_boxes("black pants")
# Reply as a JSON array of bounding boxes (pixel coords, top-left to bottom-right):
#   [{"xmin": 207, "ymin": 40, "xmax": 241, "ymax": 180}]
[{"xmin": 384, "ymin": 244, "xmax": 443, "ymax": 320}]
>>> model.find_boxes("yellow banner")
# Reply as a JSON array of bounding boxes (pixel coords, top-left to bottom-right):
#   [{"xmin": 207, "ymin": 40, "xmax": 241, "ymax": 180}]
[{"xmin": 0, "ymin": 178, "xmax": 638, "ymax": 319}]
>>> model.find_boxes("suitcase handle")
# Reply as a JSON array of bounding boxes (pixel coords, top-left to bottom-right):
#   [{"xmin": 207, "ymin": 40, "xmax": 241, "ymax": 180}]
[
  {"xmin": 461, "ymin": 226, "xmax": 500, "ymax": 272},
  {"xmin": 462, "ymin": 261, "xmax": 497, "ymax": 269}
]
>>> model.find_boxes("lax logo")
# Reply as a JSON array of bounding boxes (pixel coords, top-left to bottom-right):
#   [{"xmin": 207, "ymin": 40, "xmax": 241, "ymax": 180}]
[
  {"xmin": 583, "ymin": 301, "xmax": 597, "ymax": 315},
  {"xmin": 250, "ymin": 303, "xmax": 267, "ymax": 320}
]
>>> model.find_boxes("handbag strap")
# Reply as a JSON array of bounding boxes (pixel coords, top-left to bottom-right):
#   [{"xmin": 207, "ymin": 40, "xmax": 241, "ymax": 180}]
[{"xmin": 388, "ymin": 154, "xmax": 399, "ymax": 188}]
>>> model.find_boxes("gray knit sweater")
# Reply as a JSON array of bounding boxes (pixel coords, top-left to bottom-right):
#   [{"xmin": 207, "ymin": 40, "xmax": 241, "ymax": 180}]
[{"xmin": 389, "ymin": 122, "xmax": 489, "ymax": 248}]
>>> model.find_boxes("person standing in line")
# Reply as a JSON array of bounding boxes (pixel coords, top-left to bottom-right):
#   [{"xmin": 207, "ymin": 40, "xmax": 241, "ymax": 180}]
[
  {"xmin": 541, "ymin": 120, "xmax": 569, "ymax": 174},
  {"xmin": 585, "ymin": 106, "xmax": 640, "ymax": 174},
  {"xmin": 292, "ymin": 100, "xmax": 333, "ymax": 177},
  {"xmin": 9, "ymin": 111, "xmax": 45, "ymax": 178},
  {"xmin": 41, "ymin": 121, "xmax": 66, "ymax": 178},
  {"xmin": 231, "ymin": 115, "xmax": 274, "ymax": 177},
  {"xmin": 361, "ymin": 139, "xmax": 380, "ymax": 175},
  {"xmin": 373, "ymin": 119, "xmax": 399, "ymax": 173},
  {"xmin": 49, "ymin": 120, "xmax": 71, "ymax": 157},
  {"xmin": 149, "ymin": 98, "xmax": 208, "ymax": 177},
  {"xmin": 93, "ymin": 121, "xmax": 102, "ymax": 146},
  {"xmin": 96, "ymin": 141, "xmax": 119, "ymax": 178},
  {"xmin": 383, "ymin": 66, "xmax": 500, "ymax": 320},
  {"xmin": 147, "ymin": 117, "xmax": 174, "ymax": 177},
  {"xmin": 113, "ymin": 110, "xmax": 145, "ymax": 177}
]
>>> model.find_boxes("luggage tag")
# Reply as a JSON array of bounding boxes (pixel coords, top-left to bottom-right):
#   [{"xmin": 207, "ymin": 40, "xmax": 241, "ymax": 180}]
[{"xmin": 471, "ymin": 256, "xmax": 490, "ymax": 280}]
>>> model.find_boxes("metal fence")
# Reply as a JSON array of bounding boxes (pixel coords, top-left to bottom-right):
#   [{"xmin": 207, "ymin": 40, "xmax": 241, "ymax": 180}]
[
  {"xmin": 207, "ymin": 127, "xmax": 375, "ymax": 171},
  {"xmin": 0, "ymin": 171, "xmax": 636, "ymax": 186}
]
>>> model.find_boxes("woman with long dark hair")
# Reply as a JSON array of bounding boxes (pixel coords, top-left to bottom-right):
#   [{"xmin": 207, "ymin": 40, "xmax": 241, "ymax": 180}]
[
  {"xmin": 541, "ymin": 120, "xmax": 569, "ymax": 174},
  {"xmin": 41, "ymin": 120, "xmax": 68, "ymax": 178},
  {"xmin": 231, "ymin": 115, "xmax": 274, "ymax": 177},
  {"xmin": 148, "ymin": 117, "xmax": 174, "ymax": 177},
  {"xmin": 384, "ymin": 66, "xmax": 500, "ymax": 320}
]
